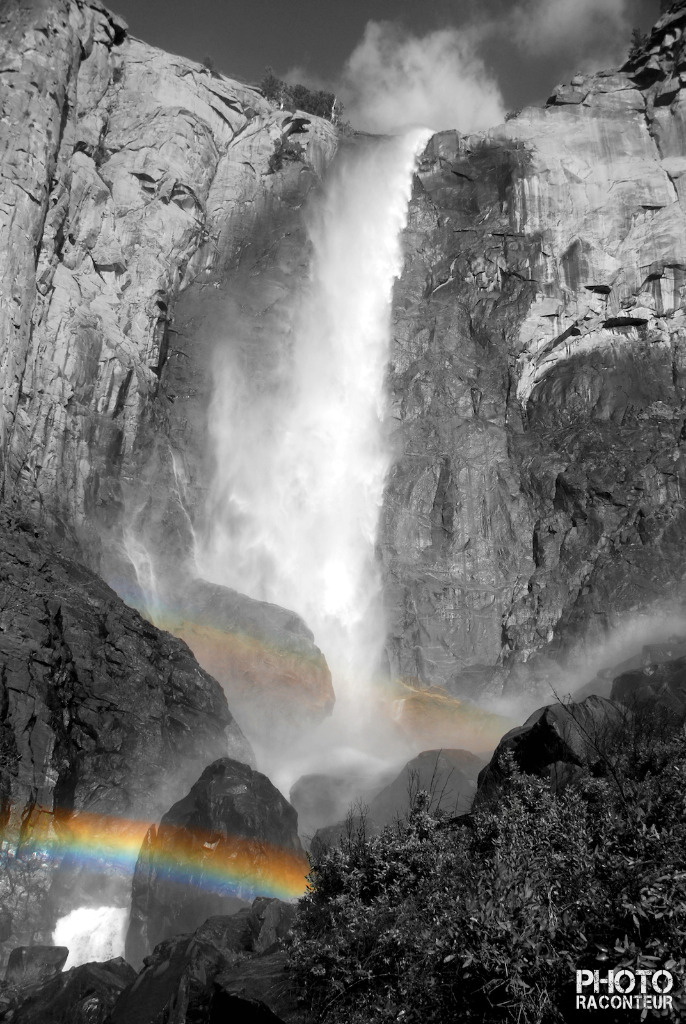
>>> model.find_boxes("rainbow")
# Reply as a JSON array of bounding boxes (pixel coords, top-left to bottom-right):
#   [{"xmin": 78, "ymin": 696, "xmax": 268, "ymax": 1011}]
[{"xmin": 1, "ymin": 807, "xmax": 310, "ymax": 901}]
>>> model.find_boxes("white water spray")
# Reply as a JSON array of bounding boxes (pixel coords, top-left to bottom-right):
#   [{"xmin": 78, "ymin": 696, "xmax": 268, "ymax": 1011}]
[
  {"xmin": 198, "ymin": 130, "xmax": 429, "ymax": 752},
  {"xmin": 53, "ymin": 906, "xmax": 128, "ymax": 968}
]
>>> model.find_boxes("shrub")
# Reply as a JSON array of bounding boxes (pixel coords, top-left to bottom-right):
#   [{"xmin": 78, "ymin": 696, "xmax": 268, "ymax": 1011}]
[
  {"xmin": 259, "ymin": 67, "xmax": 339, "ymax": 122},
  {"xmin": 290, "ymin": 723, "xmax": 686, "ymax": 1023}
]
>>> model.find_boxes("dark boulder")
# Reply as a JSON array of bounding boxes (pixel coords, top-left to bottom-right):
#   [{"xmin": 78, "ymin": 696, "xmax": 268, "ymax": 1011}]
[
  {"xmin": 0, "ymin": 509, "xmax": 252, "ymax": 967},
  {"xmin": 215, "ymin": 951, "xmax": 299, "ymax": 1023},
  {"xmin": 126, "ymin": 759, "xmax": 307, "ymax": 965},
  {"xmin": 110, "ymin": 902, "xmax": 298, "ymax": 1024},
  {"xmin": 6, "ymin": 958, "xmax": 135, "ymax": 1024},
  {"xmin": 474, "ymin": 695, "xmax": 628, "ymax": 806},
  {"xmin": 4, "ymin": 945, "xmax": 68, "ymax": 991}
]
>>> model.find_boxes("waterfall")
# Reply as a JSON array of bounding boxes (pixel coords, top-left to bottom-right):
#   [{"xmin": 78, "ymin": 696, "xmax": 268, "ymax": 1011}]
[{"xmin": 197, "ymin": 129, "xmax": 430, "ymax": 774}]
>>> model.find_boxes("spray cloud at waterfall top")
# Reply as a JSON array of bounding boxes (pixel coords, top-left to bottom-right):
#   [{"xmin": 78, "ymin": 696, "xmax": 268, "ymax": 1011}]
[{"xmin": 197, "ymin": 130, "xmax": 430, "ymax": 745}]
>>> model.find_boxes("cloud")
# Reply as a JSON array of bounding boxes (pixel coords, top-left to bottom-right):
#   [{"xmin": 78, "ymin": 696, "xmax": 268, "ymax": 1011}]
[
  {"xmin": 337, "ymin": 21, "xmax": 505, "ymax": 135},
  {"xmin": 508, "ymin": 0, "xmax": 632, "ymax": 69}
]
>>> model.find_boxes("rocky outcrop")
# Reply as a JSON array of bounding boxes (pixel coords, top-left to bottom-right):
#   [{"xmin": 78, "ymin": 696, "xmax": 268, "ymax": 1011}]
[
  {"xmin": 366, "ymin": 747, "xmax": 482, "ymax": 821},
  {"xmin": 110, "ymin": 903, "xmax": 297, "ymax": 1024},
  {"xmin": 4, "ymin": 945, "xmax": 68, "ymax": 988},
  {"xmin": 3, "ymin": 957, "xmax": 136, "ymax": 1024},
  {"xmin": 126, "ymin": 758, "xmax": 306, "ymax": 966},
  {"xmin": 0, "ymin": 508, "xmax": 251, "ymax": 966},
  {"xmin": 474, "ymin": 695, "xmax": 628, "ymax": 805},
  {"xmin": 383, "ymin": 2, "xmax": 686, "ymax": 700}
]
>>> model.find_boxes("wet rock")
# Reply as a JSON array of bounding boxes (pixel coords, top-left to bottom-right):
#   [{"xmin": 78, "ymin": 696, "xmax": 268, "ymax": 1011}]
[
  {"xmin": 110, "ymin": 903, "xmax": 297, "ymax": 1024},
  {"xmin": 4, "ymin": 945, "xmax": 68, "ymax": 990},
  {"xmin": 215, "ymin": 951, "xmax": 298, "ymax": 1023},
  {"xmin": 474, "ymin": 696, "xmax": 628, "ymax": 805},
  {"xmin": 6, "ymin": 958, "xmax": 136, "ymax": 1024},
  {"xmin": 126, "ymin": 759, "xmax": 306, "ymax": 966},
  {"xmin": 0, "ymin": 509, "xmax": 252, "ymax": 967},
  {"xmin": 390, "ymin": 684, "xmax": 514, "ymax": 753}
]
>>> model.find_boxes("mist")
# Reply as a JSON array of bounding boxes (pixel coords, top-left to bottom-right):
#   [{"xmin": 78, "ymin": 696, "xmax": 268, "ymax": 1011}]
[
  {"xmin": 337, "ymin": 21, "xmax": 505, "ymax": 134},
  {"xmin": 507, "ymin": 0, "xmax": 633, "ymax": 74},
  {"xmin": 196, "ymin": 130, "xmax": 432, "ymax": 792}
]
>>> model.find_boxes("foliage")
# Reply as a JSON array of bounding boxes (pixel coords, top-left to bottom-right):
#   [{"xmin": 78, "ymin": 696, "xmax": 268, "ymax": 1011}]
[
  {"xmin": 259, "ymin": 67, "xmax": 339, "ymax": 122},
  {"xmin": 628, "ymin": 27, "xmax": 649, "ymax": 62},
  {"xmin": 289, "ymin": 717, "xmax": 686, "ymax": 1023}
]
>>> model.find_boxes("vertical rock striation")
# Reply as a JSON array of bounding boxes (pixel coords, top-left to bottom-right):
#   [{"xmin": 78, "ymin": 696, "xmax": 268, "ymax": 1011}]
[
  {"xmin": 384, "ymin": 3, "xmax": 686, "ymax": 699},
  {"xmin": 0, "ymin": 0, "xmax": 336, "ymax": 577},
  {"xmin": 0, "ymin": 0, "xmax": 336, "ymax": 729}
]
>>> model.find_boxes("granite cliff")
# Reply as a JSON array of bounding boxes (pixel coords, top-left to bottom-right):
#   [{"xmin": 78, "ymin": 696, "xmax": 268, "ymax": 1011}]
[
  {"xmin": 384, "ymin": 4, "xmax": 686, "ymax": 700},
  {"xmin": 0, "ymin": 0, "xmax": 335, "ymax": 737},
  {"xmin": 2, "ymin": 0, "xmax": 686, "ymax": 1019},
  {"xmin": 3, "ymin": 1, "xmax": 686, "ymax": 716}
]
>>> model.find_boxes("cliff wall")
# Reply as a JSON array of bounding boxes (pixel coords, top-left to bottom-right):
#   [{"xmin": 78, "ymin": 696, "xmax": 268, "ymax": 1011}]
[
  {"xmin": 384, "ymin": 5, "xmax": 686, "ymax": 698},
  {"xmin": 2, "ymin": 0, "xmax": 686, "ymax": 705}
]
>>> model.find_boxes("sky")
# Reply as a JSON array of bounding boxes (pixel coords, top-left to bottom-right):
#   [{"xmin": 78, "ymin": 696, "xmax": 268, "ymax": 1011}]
[{"xmin": 110, "ymin": 0, "xmax": 665, "ymax": 133}]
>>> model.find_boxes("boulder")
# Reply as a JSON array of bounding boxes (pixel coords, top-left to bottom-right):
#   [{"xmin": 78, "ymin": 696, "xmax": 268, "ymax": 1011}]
[
  {"xmin": 0, "ymin": 509, "xmax": 252, "ymax": 968},
  {"xmin": 4, "ymin": 945, "xmax": 68, "ymax": 990},
  {"xmin": 167, "ymin": 577, "xmax": 334, "ymax": 744},
  {"xmin": 6, "ymin": 958, "xmax": 136, "ymax": 1024},
  {"xmin": 126, "ymin": 759, "xmax": 307, "ymax": 965},
  {"xmin": 475, "ymin": 695, "xmax": 628, "ymax": 805},
  {"xmin": 215, "ymin": 951, "xmax": 299, "ymax": 1023},
  {"xmin": 110, "ymin": 903, "xmax": 297, "ymax": 1024}
]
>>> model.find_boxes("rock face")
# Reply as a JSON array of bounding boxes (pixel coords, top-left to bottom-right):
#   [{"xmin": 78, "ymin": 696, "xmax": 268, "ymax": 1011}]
[
  {"xmin": 5, "ymin": 0, "xmax": 686, "ymax": 714},
  {"xmin": 161, "ymin": 578, "xmax": 334, "ymax": 744},
  {"xmin": 126, "ymin": 758, "xmax": 307, "ymax": 966},
  {"xmin": 4, "ymin": 957, "xmax": 136, "ymax": 1024},
  {"xmin": 0, "ymin": 0, "xmax": 336, "ymax": 735},
  {"xmin": 111, "ymin": 904, "xmax": 298, "ymax": 1024},
  {"xmin": 611, "ymin": 655, "xmax": 686, "ymax": 715},
  {"xmin": 0, "ymin": 0, "xmax": 335, "ymax": 563},
  {"xmin": 0, "ymin": 508, "xmax": 251, "ymax": 966},
  {"xmin": 383, "ymin": 3, "xmax": 686, "ymax": 699}
]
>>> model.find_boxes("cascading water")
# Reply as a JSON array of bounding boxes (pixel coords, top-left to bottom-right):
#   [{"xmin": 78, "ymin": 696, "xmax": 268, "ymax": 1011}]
[{"xmin": 197, "ymin": 129, "xmax": 430, "ymax": 782}]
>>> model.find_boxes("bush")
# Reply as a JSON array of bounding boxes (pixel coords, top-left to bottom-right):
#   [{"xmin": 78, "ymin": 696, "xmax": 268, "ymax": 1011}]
[
  {"xmin": 289, "ymin": 722, "xmax": 686, "ymax": 1023},
  {"xmin": 259, "ymin": 67, "xmax": 339, "ymax": 122}
]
